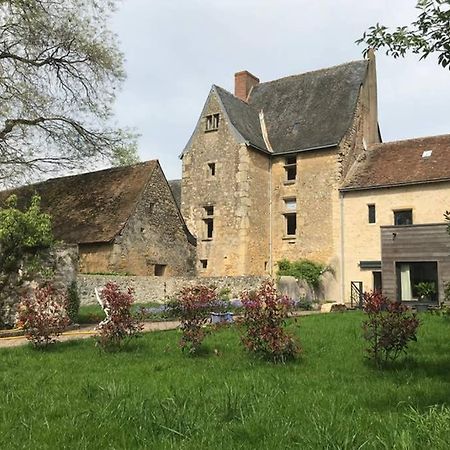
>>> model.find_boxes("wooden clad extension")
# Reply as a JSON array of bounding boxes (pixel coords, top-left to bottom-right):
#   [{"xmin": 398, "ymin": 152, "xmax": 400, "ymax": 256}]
[{"xmin": 381, "ymin": 223, "xmax": 450, "ymax": 303}]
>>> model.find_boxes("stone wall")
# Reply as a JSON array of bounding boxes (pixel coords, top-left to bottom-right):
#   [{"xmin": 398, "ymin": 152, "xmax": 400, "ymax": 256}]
[
  {"xmin": 78, "ymin": 274, "xmax": 269, "ymax": 305},
  {"xmin": 0, "ymin": 244, "xmax": 78, "ymax": 327}
]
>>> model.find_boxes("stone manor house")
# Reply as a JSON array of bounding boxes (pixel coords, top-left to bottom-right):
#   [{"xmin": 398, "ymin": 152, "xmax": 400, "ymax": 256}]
[
  {"xmin": 2, "ymin": 51, "xmax": 450, "ymax": 305},
  {"xmin": 180, "ymin": 50, "xmax": 450, "ymax": 305}
]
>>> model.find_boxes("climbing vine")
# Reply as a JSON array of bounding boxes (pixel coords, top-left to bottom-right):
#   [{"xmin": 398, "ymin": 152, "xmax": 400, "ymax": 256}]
[{"xmin": 277, "ymin": 258, "xmax": 331, "ymax": 290}]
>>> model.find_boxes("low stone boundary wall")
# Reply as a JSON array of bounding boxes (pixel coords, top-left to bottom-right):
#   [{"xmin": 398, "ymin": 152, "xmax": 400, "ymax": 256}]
[{"xmin": 78, "ymin": 274, "xmax": 269, "ymax": 305}]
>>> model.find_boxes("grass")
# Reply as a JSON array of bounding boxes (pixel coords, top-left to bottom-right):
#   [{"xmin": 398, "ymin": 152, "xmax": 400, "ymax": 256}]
[
  {"xmin": 77, "ymin": 302, "xmax": 166, "ymax": 324},
  {"xmin": 0, "ymin": 312, "xmax": 449, "ymax": 449}
]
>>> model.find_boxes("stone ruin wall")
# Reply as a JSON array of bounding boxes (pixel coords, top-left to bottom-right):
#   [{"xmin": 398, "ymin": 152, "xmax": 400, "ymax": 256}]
[{"xmin": 0, "ymin": 244, "xmax": 78, "ymax": 327}]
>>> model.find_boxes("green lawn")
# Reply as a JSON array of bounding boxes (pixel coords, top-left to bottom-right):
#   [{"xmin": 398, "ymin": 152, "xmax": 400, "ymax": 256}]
[
  {"xmin": 0, "ymin": 313, "xmax": 448, "ymax": 449},
  {"xmin": 77, "ymin": 302, "xmax": 166, "ymax": 324}
]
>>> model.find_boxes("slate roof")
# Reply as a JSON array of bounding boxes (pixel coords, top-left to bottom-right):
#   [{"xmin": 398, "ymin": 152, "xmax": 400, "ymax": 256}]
[
  {"xmin": 168, "ymin": 179, "xmax": 182, "ymax": 208},
  {"xmin": 341, "ymin": 135, "xmax": 450, "ymax": 191},
  {"xmin": 0, "ymin": 161, "xmax": 158, "ymax": 244},
  {"xmin": 214, "ymin": 86, "xmax": 268, "ymax": 151},
  {"xmin": 212, "ymin": 60, "xmax": 368, "ymax": 154}
]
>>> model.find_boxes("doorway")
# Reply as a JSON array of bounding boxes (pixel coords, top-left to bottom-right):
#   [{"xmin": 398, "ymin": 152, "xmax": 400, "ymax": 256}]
[{"xmin": 373, "ymin": 271, "xmax": 382, "ymax": 293}]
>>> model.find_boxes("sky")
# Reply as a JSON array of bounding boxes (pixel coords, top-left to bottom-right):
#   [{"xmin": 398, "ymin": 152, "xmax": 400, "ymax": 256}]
[{"xmin": 111, "ymin": 0, "xmax": 450, "ymax": 181}]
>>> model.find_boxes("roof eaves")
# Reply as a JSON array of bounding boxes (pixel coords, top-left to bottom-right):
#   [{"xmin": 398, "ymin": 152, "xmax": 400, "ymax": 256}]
[
  {"xmin": 273, "ymin": 143, "xmax": 338, "ymax": 156},
  {"xmin": 340, "ymin": 176, "xmax": 450, "ymax": 193}
]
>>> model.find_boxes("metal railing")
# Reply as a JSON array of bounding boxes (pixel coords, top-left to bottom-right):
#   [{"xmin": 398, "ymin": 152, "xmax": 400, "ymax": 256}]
[{"xmin": 350, "ymin": 281, "xmax": 364, "ymax": 309}]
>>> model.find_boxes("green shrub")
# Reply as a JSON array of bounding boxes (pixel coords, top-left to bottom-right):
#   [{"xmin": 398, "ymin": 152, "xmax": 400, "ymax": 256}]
[
  {"xmin": 95, "ymin": 282, "xmax": 143, "ymax": 350},
  {"xmin": 240, "ymin": 280, "xmax": 300, "ymax": 362},
  {"xmin": 0, "ymin": 194, "xmax": 53, "ymax": 273},
  {"xmin": 167, "ymin": 285, "xmax": 219, "ymax": 354},
  {"xmin": 277, "ymin": 258, "xmax": 330, "ymax": 289},
  {"xmin": 15, "ymin": 284, "xmax": 70, "ymax": 348},
  {"xmin": 362, "ymin": 291, "xmax": 420, "ymax": 366}
]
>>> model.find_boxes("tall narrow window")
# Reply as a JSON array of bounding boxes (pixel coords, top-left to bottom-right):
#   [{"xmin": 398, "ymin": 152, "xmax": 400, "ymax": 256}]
[
  {"xmin": 284, "ymin": 156, "xmax": 297, "ymax": 182},
  {"xmin": 284, "ymin": 198, "xmax": 297, "ymax": 237},
  {"xmin": 203, "ymin": 205, "xmax": 214, "ymax": 239},
  {"xmin": 200, "ymin": 259, "xmax": 208, "ymax": 269},
  {"xmin": 285, "ymin": 214, "xmax": 297, "ymax": 236},
  {"xmin": 368, "ymin": 204, "xmax": 376, "ymax": 224},
  {"xmin": 205, "ymin": 114, "xmax": 220, "ymax": 131},
  {"xmin": 394, "ymin": 209, "xmax": 413, "ymax": 226}
]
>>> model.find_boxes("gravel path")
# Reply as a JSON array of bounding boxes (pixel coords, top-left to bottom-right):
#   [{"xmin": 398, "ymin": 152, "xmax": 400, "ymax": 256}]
[{"xmin": 0, "ymin": 310, "xmax": 322, "ymax": 349}]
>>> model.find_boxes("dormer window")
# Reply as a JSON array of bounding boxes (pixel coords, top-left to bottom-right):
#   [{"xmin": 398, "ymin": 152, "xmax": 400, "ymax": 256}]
[{"xmin": 206, "ymin": 114, "xmax": 220, "ymax": 131}]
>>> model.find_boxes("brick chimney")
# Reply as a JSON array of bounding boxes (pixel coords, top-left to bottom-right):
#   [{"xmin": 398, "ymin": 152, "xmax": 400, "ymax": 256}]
[{"xmin": 234, "ymin": 70, "xmax": 259, "ymax": 102}]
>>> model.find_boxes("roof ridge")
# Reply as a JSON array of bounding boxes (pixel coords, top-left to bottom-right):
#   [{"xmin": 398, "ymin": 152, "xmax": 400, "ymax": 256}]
[
  {"xmin": 369, "ymin": 133, "xmax": 450, "ymax": 149},
  {"xmin": 213, "ymin": 84, "xmax": 260, "ymax": 110},
  {"xmin": 253, "ymin": 59, "xmax": 367, "ymax": 89},
  {"xmin": 5, "ymin": 160, "xmax": 157, "ymax": 191}
]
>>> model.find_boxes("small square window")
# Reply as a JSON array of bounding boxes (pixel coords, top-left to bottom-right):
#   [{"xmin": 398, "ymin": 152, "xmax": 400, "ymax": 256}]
[
  {"xmin": 394, "ymin": 209, "xmax": 413, "ymax": 226},
  {"xmin": 208, "ymin": 162, "xmax": 216, "ymax": 176},
  {"xmin": 200, "ymin": 259, "xmax": 208, "ymax": 269},
  {"xmin": 205, "ymin": 114, "xmax": 220, "ymax": 131},
  {"xmin": 368, "ymin": 204, "xmax": 376, "ymax": 224},
  {"xmin": 284, "ymin": 198, "xmax": 296, "ymax": 211},
  {"xmin": 204, "ymin": 205, "xmax": 214, "ymax": 216},
  {"xmin": 154, "ymin": 264, "xmax": 166, "ymax": 276},
  {"xmin": 285, "ymin": 213, "xmax": 297, "ymax": 236}
]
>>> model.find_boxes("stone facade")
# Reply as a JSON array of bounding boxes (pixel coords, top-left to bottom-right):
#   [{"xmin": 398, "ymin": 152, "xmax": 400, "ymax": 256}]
[
  {"xmin": 182, "ymin": 93, "xmax": 269, "ymax": 276},
  {"xmin": 78, "ymin": 274, "xmax": 268, "ymax": 305},
  {"xmin": 181, "ymin": 55, "xmax": 379, "ymax": 302}
]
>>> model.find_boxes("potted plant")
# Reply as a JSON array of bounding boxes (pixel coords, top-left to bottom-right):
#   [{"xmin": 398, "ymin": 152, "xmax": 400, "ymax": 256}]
[{"xmin": 415, "ymin": 281, "xmax": 436, "ymax": 302}]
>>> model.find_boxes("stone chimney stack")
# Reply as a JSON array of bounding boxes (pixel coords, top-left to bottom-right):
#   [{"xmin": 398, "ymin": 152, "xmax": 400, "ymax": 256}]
[{"xmin": 234, "ymin": 70, "xmax": 260, "ymax": 102}]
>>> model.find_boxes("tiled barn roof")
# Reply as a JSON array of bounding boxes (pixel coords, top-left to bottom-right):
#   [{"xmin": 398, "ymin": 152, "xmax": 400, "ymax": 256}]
[
  {"xmin": 341, "ymin": 135, "xmax": 450, "ymax": 191},
  {"xmin": 0, "ymin": 161, "xmax": 158, "ymax": 244}
]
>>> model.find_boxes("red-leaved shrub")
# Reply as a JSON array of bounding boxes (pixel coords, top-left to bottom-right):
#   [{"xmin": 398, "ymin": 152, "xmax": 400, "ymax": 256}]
[
  {"xmin": 95, "ymin": 282, "xmax": 143, "ymax": 350},
  {"xmin": 15, "ymin": 284, "xmax": 70, "ymax": 348},
  {"xmin": 240, "ymin": 280, "xmax": 300, "ymax": 362},
  {"xmin": 362, "ymin": 291, "xmax": 420, "ymax": 366},
  {"xmin": 168, "ymin": 285, "xmax": 218, "ymax": 354}
]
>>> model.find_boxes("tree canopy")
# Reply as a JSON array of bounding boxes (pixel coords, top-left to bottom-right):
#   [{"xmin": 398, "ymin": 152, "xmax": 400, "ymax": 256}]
[
  {"xmin": 357, "ymin": 0, "xmax": 450, "ymax": 70},
  {"xmin": 0, "ymin": 0, "xmax": 138, "ymax": 186}
]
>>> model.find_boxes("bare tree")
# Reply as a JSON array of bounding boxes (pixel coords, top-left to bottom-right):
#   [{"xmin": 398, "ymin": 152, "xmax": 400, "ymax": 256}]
[{"xmin": 0, "ymin": 0, "xmax": 138, "ymax": 186}]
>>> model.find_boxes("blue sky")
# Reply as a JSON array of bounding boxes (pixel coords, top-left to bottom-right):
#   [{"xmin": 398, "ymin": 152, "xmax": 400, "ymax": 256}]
[{"xmin": 111, "ymin": 0, "xmax": 450, "ymax": 180}]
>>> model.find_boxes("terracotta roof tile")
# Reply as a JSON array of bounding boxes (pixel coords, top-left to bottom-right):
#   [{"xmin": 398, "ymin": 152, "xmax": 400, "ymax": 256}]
[
  {"xmin": 342, "ymin": 135, "xmax": 450, "ymax": 190},
  {"xmin": 0, "ymin": 161, "xmax": 158, "ymax": 243}
]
